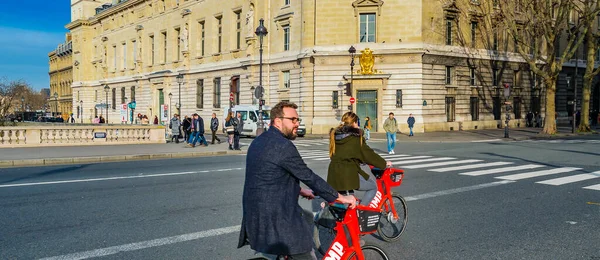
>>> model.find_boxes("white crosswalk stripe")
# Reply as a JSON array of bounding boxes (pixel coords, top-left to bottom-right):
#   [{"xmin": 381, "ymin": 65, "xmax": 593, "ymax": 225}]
[
  {"xmin": 583, "ymin": 184, "xmax": 600, "ymax": 191},
  {"xmin": 391, "ymin": 157, "xmax": 455, "ymax": 165},
  {"xmin": 536, "ymin": 172, "xmax": 600, "ymax": 185},
  {"xmin": 380, "ymin": 155, "xmax": 412, "ymax": 159},
  {"xmin": 388, "ymin": 156, "xmax": 433, "ymax": 162},
  {"xmin": 430, "ymin": 162, "xmax": 514, "ymax": 172},
  {"xmin": 460, "ymin": 164, "xmax": 544, "ymax": 176},
  {"xmin": 403, "ymin": 159, "xmax": 482, "ymax": 169},
  {"xmin": 495, "ymin": 167, "xmax": 582, "ymax": 181}
]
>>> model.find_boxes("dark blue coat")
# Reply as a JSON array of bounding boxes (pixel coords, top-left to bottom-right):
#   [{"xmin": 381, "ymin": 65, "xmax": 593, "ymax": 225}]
[
  {"xmin": 238, "ymin": 126, "xmax": 338, "ymax": 255},
  {"xmin": 407, "ymin": 116, "xmax": 415, "ymax": 127}
]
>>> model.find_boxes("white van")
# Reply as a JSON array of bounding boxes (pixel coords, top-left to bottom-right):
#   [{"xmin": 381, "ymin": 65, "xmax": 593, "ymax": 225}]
[{"xmin": 222, "ymin": 105, "xmax": 271, "ymax": 137}]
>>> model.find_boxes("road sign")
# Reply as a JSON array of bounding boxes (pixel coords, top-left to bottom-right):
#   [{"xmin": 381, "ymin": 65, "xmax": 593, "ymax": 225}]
[
  {"xmin": 120, "ymin": 104, "xmax": 127, "ymax": 122},
  {"xmin": 254, "ymin": 86, "xmax": 264, "ymax": 99},
  {"xmin": 229, "ymin": 92, "xmax": 234, "ymax": 102},
  {"xmin": 349, "ymin": 97, "xmax": 356, "ymax": 104}
]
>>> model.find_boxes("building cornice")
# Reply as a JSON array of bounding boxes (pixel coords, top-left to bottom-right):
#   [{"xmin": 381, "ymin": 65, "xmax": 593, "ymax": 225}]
[{"xmin": 90, "ymin": 0, "xmax": 145, "ymax": 24}]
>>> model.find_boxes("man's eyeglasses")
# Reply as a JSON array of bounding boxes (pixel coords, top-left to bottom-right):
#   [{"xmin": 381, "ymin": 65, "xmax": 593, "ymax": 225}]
[{"xmin": 280, "ymin": 117, "xmax": 300, "ymax": 123}]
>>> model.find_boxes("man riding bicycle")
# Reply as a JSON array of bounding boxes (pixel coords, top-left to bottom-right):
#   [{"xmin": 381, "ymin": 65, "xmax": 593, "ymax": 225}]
[{"xmin": 238, "ymin": 101, "xmax": 356, "ymax": 260}]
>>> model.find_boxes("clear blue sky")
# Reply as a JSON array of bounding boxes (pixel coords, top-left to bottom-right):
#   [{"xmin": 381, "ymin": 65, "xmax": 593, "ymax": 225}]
[{"xmin": 0, "ymin": 1, "xmax": 71, "ymax": 90}]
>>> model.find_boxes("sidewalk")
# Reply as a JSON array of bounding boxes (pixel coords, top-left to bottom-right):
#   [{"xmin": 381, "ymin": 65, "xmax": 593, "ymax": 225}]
[{"xmin": 0, "ymin": 126, "xmax": 597, "ymax": 168}]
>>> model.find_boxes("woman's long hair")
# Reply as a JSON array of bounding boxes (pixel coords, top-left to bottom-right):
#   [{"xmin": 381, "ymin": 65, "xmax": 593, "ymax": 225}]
[
  {"xmin": 225, "ymin": 111, "xmax": 233, "ymax": 121},
  {"xmin": 329, "ymin": 112, "xmax": 362, "ymax": 157}
]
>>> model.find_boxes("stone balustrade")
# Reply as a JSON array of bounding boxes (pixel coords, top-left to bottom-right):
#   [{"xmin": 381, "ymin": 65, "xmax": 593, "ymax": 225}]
[{"xmin": 0, "ymin": 124, "xmax": 166, "ymax": 147}]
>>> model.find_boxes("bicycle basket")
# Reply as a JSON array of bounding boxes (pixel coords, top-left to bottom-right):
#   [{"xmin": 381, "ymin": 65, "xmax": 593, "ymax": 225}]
[
  {"xmin": 357, "ymin": 208, "xmax": 380, "ymax": 234},
  {"xmin": 390, "ymin": 172, "xmax": 403, "ymax": 187}
]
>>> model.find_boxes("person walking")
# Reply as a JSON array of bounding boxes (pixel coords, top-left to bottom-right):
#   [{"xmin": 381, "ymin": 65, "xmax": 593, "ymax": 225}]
[
  {"xmin": 153, "ymin": 115, "xmax": 159, "ymax": 125},
  {"xmin": 196, "ymin": 114, "xmax": 209, "ymax": 147},
  {"xmin": 187, "ymin": 114, "xmax": 201, "ymax": 147},
  {"xmin": 182, "ymin": 116, "xmax": 191, "ymax": 143},
  {"xmin": 210, "ymin": 113, "xmax": 221, "ymax": 144},
  {"xmin": 407, "ymin": 113, "xmax": 415, "ymax": 137},
  {"xmin": 225, "ymin": 111, "xmax": 235, "ymax": 150},
  {"xmin": 238, "ymin": 101, "xmax": 356, "ymax": 260},
  {"xmin": 363, "ymin": 116, "xmax": 372, "ymax": 141},
  {"xmin": 233, "ymin": 112, "xmax": 244, "ymax": 150},
  {"xmin": 170, "ymin": 113, "xmax": 181, "ymax": 143},
  {"xmin": 383, "ymin": 112, "xmax": 398, "ymax": 154}
]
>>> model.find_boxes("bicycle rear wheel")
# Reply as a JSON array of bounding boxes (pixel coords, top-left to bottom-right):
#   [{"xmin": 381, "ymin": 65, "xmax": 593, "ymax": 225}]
[
  {"xmin": 346, "ymin": 245, "xmax": 390, "ymax": 260},
  {"xmin": 377, "ymin": 194, "xmax": 408, "ymax": 241}
]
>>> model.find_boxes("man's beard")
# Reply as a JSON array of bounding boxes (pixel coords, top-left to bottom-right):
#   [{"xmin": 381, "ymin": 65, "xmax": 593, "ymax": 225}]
[{"xmin": 282, "ymin": 125, "xmax": 297, "ymax": 140}]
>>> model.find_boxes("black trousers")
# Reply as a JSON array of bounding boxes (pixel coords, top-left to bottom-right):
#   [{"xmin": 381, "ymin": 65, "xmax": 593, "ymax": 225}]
[
  {"xmin": 233, "ymin": 133, "xmax": 240, "ymax": 149},
  {"xmin": 211, "ymin": 130, "xmax": 221, "ymax": 143}
]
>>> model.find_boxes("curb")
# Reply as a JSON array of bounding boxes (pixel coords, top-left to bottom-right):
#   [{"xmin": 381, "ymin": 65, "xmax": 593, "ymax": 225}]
[{"xmin": 0, "ymin": 150, "xmax": 246, "ymax": 168}]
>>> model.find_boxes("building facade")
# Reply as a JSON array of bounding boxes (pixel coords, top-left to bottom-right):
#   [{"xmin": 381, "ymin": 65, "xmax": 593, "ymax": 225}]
[
  {"xmin": 48, "ymin": 33, "xmax": 74, "ymax": 119},
  {"xmin": 65, "ymin": 0, "xmax": 546, "ymax": 132}
]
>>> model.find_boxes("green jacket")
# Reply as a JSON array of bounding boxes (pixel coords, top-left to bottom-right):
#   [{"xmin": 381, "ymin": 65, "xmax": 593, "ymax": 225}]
[
  {"xmin": 383, "ymin": 117, "xmax": 398, "ymax": 133},
  {"xmin": 327, "ymin": 126, "xmax": 387, "ymax": 191}
]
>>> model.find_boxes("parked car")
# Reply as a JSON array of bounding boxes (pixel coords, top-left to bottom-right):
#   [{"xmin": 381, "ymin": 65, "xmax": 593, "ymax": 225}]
[
  {"xmin": 222, "ymin": 105, "xmax": 271, "ymax": 137},
  {"xmin": 297, "ymin": 118, "xmax": 306, "ymax": 137}
]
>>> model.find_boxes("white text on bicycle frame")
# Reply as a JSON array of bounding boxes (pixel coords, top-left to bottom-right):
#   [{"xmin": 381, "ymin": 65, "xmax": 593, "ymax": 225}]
[
  {"xmin": 324, "ymin": 241, "xmax": 344, "ymax": 260},
  {"xmin": 369, "ymin": 191, "xmax": 382, "ymax": 208}
]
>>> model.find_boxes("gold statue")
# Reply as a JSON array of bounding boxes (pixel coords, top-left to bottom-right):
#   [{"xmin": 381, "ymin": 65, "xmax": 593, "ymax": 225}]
[{"xmin": 359, "ymin": 48, "xmax": 375, "ymax": 74}]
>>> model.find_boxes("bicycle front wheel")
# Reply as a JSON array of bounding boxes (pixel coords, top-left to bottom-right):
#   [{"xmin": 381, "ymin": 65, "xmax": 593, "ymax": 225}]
[
  {"xmin": 377, "ymin": 194, "xmax": 408, "ymax": 241},
  {"xmin": 346, "ymin": 245, "xmax": 390, "ymax": 260},
  {"xmin": 313, "ymin": 223, "xmax": 337, "ymax": 255}
]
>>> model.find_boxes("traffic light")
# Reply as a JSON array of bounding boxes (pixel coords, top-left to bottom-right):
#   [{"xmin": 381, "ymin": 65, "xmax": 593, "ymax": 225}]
[
  {"xmin": 345, "ymin": 83, "xmax": 352, "ymax": 96},
  {"xmin": 259, "ymin": 99, "xmax": 265, "ymax": 106}
]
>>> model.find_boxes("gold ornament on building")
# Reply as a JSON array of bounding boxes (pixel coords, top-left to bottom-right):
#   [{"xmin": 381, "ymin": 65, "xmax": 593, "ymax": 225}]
[{"xmin": 359, "ymin": 48, "xmax": 377, "ymax": 75}]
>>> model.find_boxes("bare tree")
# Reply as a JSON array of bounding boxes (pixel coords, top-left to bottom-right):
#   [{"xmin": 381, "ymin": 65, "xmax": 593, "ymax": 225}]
[
  {"xmin": 0, "ymin": 78, "xmax": 47, "ymax": 120},
  {"xmin": 500, "ymin": 0, "xmax": 589, "ymax": 134}
]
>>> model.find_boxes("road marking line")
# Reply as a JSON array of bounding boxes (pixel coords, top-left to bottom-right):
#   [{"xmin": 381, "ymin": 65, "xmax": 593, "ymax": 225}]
[
  {"xmin": 404, "ymin": 180, "xmax": 515, "ymax": 201},
  {"xmin": 38, "ymin": 180, "xmax": 513, "ymax": 259},
  {"xmin": 380, "ymin": 154, "xmax": 412, "ymax": 159},
  {"xmin": 536, "ymin": 172, "xmax": 600, "ymax": 185},
  {"xmin": 459, "ymin": 164, "xmax": 544, "ymax": 176},
  {"xmin": 495, "ymin": 167, "xmax": 582, "ymax": 181},
  {"xmin": 391, "ymin": 157, "xmax": 455, "ymax": 165},
  {"xmin": 430, "ymin": 162, "xmax": 513, "ymax": 172},
  {"xmin": 583, "ymin": 184, "xmax": 600, "ymax": 191},
  {"xmin": 471, "ymin": 139, "xmax": 501, "ymax": 143},
  {"xmin": 38, "ymin": 225, "xmax": 242, "ymax": 260},
  {"xmin": 587, "ymin": 202, "xmax": 600, "ymax": 206},
  {"xmin": 388, "ymin": 156, "xmax": 432, "ymax": 162},
  {"xmin": 403, "ymin": 159, "xmax": 482, "ymax": 169},
  {"xmin": 0, "ymin": 168, "xmax": 244, "ymax": 189}
]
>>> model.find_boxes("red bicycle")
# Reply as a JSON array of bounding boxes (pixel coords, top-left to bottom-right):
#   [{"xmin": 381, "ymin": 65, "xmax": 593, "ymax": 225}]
[
  {"xmin": 314, "ymin": 167, "xmax": 407, "ymax": 254},
  {"xmin": 316, "ymin": 202, "xmax": 390, "ymax": 260}
]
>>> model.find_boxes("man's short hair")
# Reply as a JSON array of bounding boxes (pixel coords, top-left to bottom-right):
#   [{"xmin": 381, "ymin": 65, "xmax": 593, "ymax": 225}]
[
  {"xmin": 389, "ymin": 112, "xmax": 394, "ymax": 116},
  {"xmin": 270, "ymin": 101, "xmax": 298, "ymax": 121}
]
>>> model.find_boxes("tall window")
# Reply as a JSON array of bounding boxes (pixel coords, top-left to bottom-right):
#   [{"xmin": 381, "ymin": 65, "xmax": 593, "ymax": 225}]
[
  {"xmin": 130, "ymin": 86, "xmax": 136, "ymax": 101},
  {"xmin": 446, "ymin": 97, "xmax": 455, "ymax": 122},
  {"xmin": 285, "ymin": 0, "xmax": 290, "ymax": 5},
  {"xmin": 283, "ymin": 25, "xmax": 290, "ymax": 51},
  {"xmin": 359, "ymin": 13, "xmax": 376, "ymax": 43},
  {"xmin": 150, "ymin": 35, "xmax": 155, "ymax": 65},
  {"xmin": 332, "ymin": 91, "xmax": 339, "ymax": 108},
  {"xmin": 122, "ymin": 42, "xmax": 127, "ymax": 69},
  {"xmin": 470, "ymin": 97, "xmax": 479, "ymax": 121},
  {"xmin": 199, "ymin": 21, "xmax": 205, "ymax": 56},
  {"xmin": 283, "ymin": 71, "xmax": 290, "ymax": 88},
  {"xmin": 162, "ymin": 31, "xmax": 167, "ymax": 63},
  {"xmin": 176, "ymin": 28, "xmax": 181, "ymax": 61},
  {"xmin": 396, "ymin": 89, "xmax": 403, "ymax": 108},
  {"xmin": 470, "ymin": 68, "xmax": 476, "ymax": 86},
  {"xmin": 471, "ymin": 21, "xmax": 477, "ymax": 48},
  {"xmin": 515, "ymin": 29, "xmax": 521, "ymax": 52},
  {"xmin": 493, "ymin": 30, "xmax": 498, "ymax": 51},
  {"xmin": 132, "ymin": 40, "xmax": 137, "ymax": 65},
  {"xmin": 492, "ymin": 69, "xmax": 499, "ymax": 86},
  {"xmin": 493, "ymin": 96, "xmax": 501, "ymax": 120},
  {"xmin": 121, "ymin": 87, "xmax": 126, "ymax": 104},
  {"xmin": 235, "ymin": 11, "xmax": 242, "ymax": 50},
  {"xmin": 111, "ymin": 88, "xmax": 116, "ymax": 109},
  {"xmin": 113, "ymin": 45, "xmax": 117, "ymax": 70},
  {"xmin": 217, "ymin": 16, "xmax": 222, "ymax": 53},
  {"xmin": 445, "ymin": 66, "xmax": 453, "ymax": 85},
  {"xmin": 446, "ymin": 19, "xmax": 453, "ymax": 45},
  {"xmin": 213, "ymin": 77, "xmax": 221, "ymax": 108},
  {"xmin": 513, "ymin": 97, "xmax": 522, "ymax": 119},
  {"xmin": 196, "ymin": 79, "xmax": 204, "ymax": 108}
]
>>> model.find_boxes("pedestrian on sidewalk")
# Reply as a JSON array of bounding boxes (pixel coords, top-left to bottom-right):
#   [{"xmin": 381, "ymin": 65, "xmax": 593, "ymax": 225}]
[
  {"xmin": 141, "ymin": 115, "xmax": 149, "ymax": 125},
  {"xmin": 233, "ymin": 112, "xmax": 244, "ymax": 150},
  {"xmin": 153, "ymin": 115, "xmax": 159, "ymax": 125},
  {"xmin": 225, "ymin": 111, "xmax": 235, "ymax": 150},
  {"xmin": 182, "ymin": 116, "xmax": 191, "ymax": 143},
  {"xmin": 187, "ymin": 114, "xmax": 206, "ymax": 147},
  {"xmin": 383, "ymin": 112, "xmax": 398, "ymax": 154},
  {"xmin": 196, "ymin": 114, "xmax": 209, "ymax": 146},
  {"xmin": 407, "ymin": 113, "xmax": 415, "ymax": 137},
  {"xmin": 170, "ymin": 113, "xmax": 181, "ymax": 143},
  {"xmin": 210, "ymin": 113, "xmax": 222, "ymax": 144},
  {"xmin": 363, "ymin": 116, "xmax": 371, "ymax": 141},
  {"xmin": 526, "ymin": 111, "xmax": 534, "ymax": 127}
]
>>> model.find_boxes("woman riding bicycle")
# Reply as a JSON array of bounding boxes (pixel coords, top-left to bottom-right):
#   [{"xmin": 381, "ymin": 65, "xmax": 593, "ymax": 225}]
[{"xmin": 327, "ymin": 112, "xmax": 392, "ymax": 205}]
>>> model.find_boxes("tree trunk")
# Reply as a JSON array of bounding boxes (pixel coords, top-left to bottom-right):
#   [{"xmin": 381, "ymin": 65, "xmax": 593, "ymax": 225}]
[
  {"xmin": 580, "ymin": 26, "xmax": 595, "ymax": 132},
  {"xmin": 543, "ymin": 78, "xmax": 557, "ymax": 134}
]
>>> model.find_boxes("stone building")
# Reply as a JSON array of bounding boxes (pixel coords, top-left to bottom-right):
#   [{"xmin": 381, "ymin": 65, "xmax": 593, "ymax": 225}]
[
  {"xmin": 48, "ymin": 33, "xmax": 74, "ymax": 119},
  {"xmin": 64, "ymin": 0, "xmax": 545, "ymax": 132}
]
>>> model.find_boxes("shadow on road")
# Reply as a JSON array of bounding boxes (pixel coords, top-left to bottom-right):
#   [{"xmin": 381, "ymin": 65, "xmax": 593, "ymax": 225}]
[{"xmin": 0, "ymin": 164, "xmax": 92, "ymax": 185}]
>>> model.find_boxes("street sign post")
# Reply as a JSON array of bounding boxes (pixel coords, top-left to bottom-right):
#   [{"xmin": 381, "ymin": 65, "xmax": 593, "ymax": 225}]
[{"xmin": 349, "ymin": 97, "xmax": 356, "ymax": 104}]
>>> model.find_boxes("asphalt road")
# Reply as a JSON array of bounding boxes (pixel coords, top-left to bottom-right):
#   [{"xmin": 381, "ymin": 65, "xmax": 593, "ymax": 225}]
[{"xmin": 1, "ymin": 138, "xmax": 599, "ymax": 259}]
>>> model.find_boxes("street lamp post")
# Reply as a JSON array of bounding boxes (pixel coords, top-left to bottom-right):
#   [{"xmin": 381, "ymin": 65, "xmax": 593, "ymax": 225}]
[
  {"xmin": 348, "ymin": 46, "xmax": 356, "ymax": 111},
  {"xmin": 255, "ymin": 18, "xmax": 268, "ymax": 136},
  {"xmin": 104, "ymin": 85, "xmax": 110, "ymax": 124},
  {"xmin": 176, "ymin": 74, "xmax": 183, "ymax": 115},
  {"xmin": 168, "ymin": 93, "xmax": 173, "ymax": 117},
  {"xmin": 503, "ymin": 83, "xmax": 511, "ymax": 138},
  {"xmin": 53, "ymin": 92, "xmax": 59, "ymax": 117},
  {"xmin": 79, "ymin": 100, "xmax": 83, "ymax": 123},
  {"xmin": 573, "ymin": 40, "xmax": 579, "ymax": 134},
  {"xmin": 21, "ymin": 96, "xmax": 25, "ymax": 121}
]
